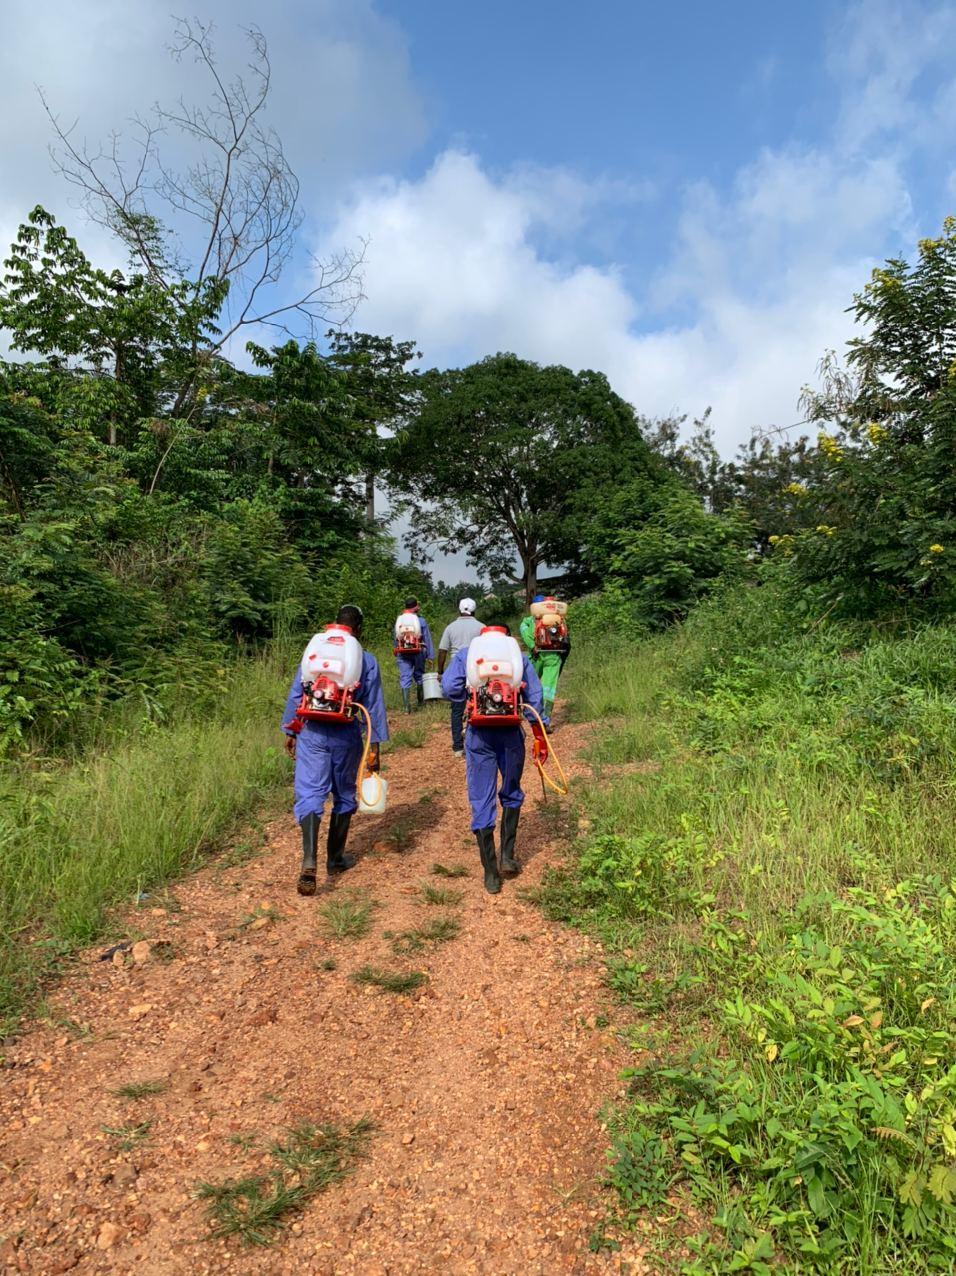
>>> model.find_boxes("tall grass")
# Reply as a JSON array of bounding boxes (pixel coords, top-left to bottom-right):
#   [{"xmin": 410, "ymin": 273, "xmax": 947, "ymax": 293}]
[
  {"xmin": 552, "ymin": 584, "xmax": 956, "ymax": 1272},
  {"xmin": 0, "ymin": 649, "xmax": 293, "ymax": 1029}
]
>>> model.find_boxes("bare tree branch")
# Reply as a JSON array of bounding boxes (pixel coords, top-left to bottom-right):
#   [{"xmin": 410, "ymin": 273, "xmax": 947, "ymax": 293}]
[{"xmin": 40, "ymin": 17, "xmax": 364, "ymax": 351}]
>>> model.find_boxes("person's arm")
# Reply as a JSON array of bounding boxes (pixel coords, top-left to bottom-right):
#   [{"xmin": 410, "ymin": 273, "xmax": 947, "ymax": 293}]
[
  {"xmin": 421, "ymin": 618, "xmax": 435, "ymax": 662},
  {"xmin": 281, "ymin": 671, "xmax": 304, "ymax": 756},
  {"xmin": 440, "ymin": 647, "xmax": 468, "ymax": 701},
  {"xmin": 520, "ymin": 657, "xmax": 545, "ymax": 720},
  {"xmin": 437, "ymin": 625, "xmax": 451, "ymax": 674},
  {"xmin": 357, "ymin": 654, "xmax": 390, "ymax": 746},
  {"xmin": 519, "ymin": 615, "xmax": 536, "ymax": 653}
]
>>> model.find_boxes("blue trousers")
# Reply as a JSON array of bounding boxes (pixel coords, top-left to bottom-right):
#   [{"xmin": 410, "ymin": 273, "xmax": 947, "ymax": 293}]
[
  {"xmin": 396, "ymin": 654, "xmax": 425, "ymax": 690},
  {"xmin": 293, "ymin": 723, "xmax": 363, "ymax": 823},
  {"xmin": 465, "ymin": 724, "xmax": 526, "ymax": 831},
  {"xmin": 450, "ymin": 697, "xmax": 466, "ymax": 752}
]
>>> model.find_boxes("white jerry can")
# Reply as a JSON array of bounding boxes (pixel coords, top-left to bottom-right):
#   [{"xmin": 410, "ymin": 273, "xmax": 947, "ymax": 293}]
[
  {"xmin": 300, "ymin": 625, "xmax": 363, "ymax": 689},
  {"xmin": 394, "ymin": 611, "xmax": 423, "ymax": 641},
  {"xmin": 359, "ymin": 773, "xmax": 388, "ymax": 814},
  {"xmin": 466, "ymin": 628, "xmax": 523, "ymax": 690}
]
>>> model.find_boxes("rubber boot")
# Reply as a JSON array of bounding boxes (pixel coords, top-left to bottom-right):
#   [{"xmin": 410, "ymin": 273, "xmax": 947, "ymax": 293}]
[
  {"xmin": 416, "ymin": 682, "xmax": 424, "ymax": 709},
  {"xmin": 297, "ymin": 813, "xmax": 320, "ymax": 895},
  {"xmin": 499, "ymin": 806, "xmax": 521, "ymax": 875},
  {"xmin": 327, "ymin": 811, "xmax": 356, "ymax": 874},
  {"xmin": 475, "ymin": 827, "xmax": 501, "ymax": 894},
  {"xmin": 401, "ymin": 687, "xmax": 412, "ymax": 715}
]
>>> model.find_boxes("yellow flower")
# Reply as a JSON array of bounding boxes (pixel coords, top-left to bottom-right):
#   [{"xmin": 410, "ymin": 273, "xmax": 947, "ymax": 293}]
[
  {"xmin": 866, "ymin": 422, "xmax": 889, "ymax": 446},
  {"xmin": 816, "ymin": 525, "xmax": 836, "ymax": 537},
  {"xmin": 784, "ymin": 481, "xmax": 808, "ymax": 497},
  {"xmin": 768, "ymin": 535, "xmax": 781, "ymax": 545},
  {"xmin": 818, "ymin": 433, "xmax": 843, "ymax": 461},
  {"xmin": 929, "ymin": 544, "xmax": 944, "ymax": 554}
]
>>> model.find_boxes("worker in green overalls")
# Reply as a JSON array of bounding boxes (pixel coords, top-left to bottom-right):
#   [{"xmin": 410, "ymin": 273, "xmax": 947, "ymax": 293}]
[{"xmin": 519, "ymin": 595, "xmax": 570, "ymax": 725}]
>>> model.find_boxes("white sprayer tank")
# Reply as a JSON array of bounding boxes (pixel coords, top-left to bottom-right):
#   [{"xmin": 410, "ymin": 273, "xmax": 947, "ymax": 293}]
[
  {"xmin": 466, "ymin": 629, "xmax": 523, "ymax": 690},
  {"xmin": 394, "ymin": 611, "xmax": 423, "ymax": 642},
  {"xmin": 300, "ymin": 626, "xmax": 363, "ymax": 689}
]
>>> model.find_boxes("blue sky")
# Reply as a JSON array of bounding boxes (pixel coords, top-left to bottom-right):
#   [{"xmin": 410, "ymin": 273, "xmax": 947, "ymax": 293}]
[{"xmin": 3, "ymin": 0, "xmax": 956, "ymax": 579}]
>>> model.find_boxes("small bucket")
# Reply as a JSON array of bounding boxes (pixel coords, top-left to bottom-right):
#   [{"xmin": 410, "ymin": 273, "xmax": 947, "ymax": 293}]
[
  {"xmin": 422, "ymin": 672, "xmax": 444, "ymax": 702},
  {"xmin": 358, "ymin": 774, "xmax": 388, "ymax": 815}
]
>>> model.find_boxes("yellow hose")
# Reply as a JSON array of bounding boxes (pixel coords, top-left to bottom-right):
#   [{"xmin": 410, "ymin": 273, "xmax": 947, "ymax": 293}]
[
  {"xmin": 353, "ymin": 701, "xmax": 385, "ymax": 810},
  {"xmin": 523, "ymin": 704, "xmax": 569, "ymax": 796}
]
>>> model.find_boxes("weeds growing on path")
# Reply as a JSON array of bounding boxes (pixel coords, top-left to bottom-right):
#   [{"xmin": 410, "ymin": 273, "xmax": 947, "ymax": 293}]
[
  {"xmin": 111, "ymin": 1079, "xmax": 168, "ymax": 1100},
  {"xmin": 431, "ymin": 862, "xmax": 469, "ymax": 878},
  {"xmin": 318, "ymin": 890, "xmax": 378, "ymax": 940},
  {"xmin": 389, "ymin": 915, "xmax": 461, "ymax": 954},
  {"xmin": 419, "ymin": 882, "xmax": 464, "ymax": 906},
  {"xmin": 101, "ymin": 1120, "xmax": 152, "ymax": 1150},
  {"xmin": 349, "ymin": 966, "xmax": 428, "ymax": 995},
  {"xmin": 196, "ymin": 1118, "xmax": 373, "ymax": 1246}
]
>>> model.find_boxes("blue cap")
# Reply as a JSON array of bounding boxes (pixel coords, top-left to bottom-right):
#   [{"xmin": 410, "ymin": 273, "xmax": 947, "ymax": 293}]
[{"xmin": 532, "ymin": 594, "xmax": 545, "ymax": 603}]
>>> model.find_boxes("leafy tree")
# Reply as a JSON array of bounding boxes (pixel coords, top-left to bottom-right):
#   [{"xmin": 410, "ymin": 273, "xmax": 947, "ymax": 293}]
[
  {"xmin": 789, "ymin": 217, "xmax": 956, "ymax": 616},
  {"xmin": 391, "ymin": 352, "xmax": 650, "ymax": 600}
]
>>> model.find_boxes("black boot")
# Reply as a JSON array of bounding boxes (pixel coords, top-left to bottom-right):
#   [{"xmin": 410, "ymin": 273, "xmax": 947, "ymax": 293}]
[
  {"xmin": 416, "ymin": 681, "xmax": 424, "ymax": 708},
  {"xmin": 327, "ymin": 812, "xmax": 356, "ymax": 874},
  {"xmin": 475, "ymin": 827, "xmax": 501, "ymax": 894},
  {"xmin": 401, "ymin": 687, "xmax": 412, "ymax": 714},
  {"xmin": 297, "ymin": 813, "xmax": 320, "ymax": 895},
  {"xmin": 499, "ymin": 806, "xmax": 521, "ymax": 875}
]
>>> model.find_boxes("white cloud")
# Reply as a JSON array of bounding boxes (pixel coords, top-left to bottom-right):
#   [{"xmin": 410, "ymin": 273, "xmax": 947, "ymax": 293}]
[{"xmin": 317, "ymin": 2, "xmax": 953, "ymax": 455}]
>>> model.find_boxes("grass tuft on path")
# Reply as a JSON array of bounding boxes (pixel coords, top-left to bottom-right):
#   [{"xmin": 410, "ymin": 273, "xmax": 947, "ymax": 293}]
[
  {"xmin": 389, "ymin": 915, "xmax": 461, "ymax": 954},
  {"xmin": 419, "ymin": 882, "xmax": 464, "ymax": 906},
  {"xmin": 318, "ymin": 890, "xmax": 378, "ymax": 940},
  {"xmin": 196, "ymin": 1118, "xmax": 373, "ymax": 1246},
  {"xmin": 431, "ymin": 862, "xmax": 469, "ymax": 878},
  {"xmin": 349, "ymin": 966, "xmax": 428, "ymax": 995}
]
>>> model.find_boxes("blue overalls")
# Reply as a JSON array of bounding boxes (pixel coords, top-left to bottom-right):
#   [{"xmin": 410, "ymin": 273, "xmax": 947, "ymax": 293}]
[
  {"xmin": 440, "ymin": 648, "xmax": 545, "ymax": 830},
  {"xmin": 395, "ymin": 617, "xmax": 435, "ymax": 690},
  {"xmin": 282, "ymin": 651, "xmax": 389, "ymax": 824}
]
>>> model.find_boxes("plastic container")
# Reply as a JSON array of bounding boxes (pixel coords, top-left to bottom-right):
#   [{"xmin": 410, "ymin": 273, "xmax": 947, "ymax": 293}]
[
  {"xmin": 530, "ymin": 597, "xmax": 567, "ymax": 620},
  {"xmin": 301, "ymin": 625, "xmax": 362, "ymax": 689},
  {"xmin": 394, "ymin": 611, "xmax": 422, "ymax": 641},
  {"xmin": 466, "ymin": 627, "xmax": 523, "ymax": 690},
  {"xmin": 422, "ymin": 671, "xmax": 444, "ymax": 701},
  {"xmin": 358, "ymin": 773, "xmax": 388, "ymax": 815}
]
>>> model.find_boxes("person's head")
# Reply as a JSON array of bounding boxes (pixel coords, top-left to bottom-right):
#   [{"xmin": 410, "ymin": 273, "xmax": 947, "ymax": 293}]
[
  {"xmin": 336, "ymin": 603, "xmax": 364, "ymax": 638},
  {"xmin": 403, "ymin": 596, "xmax": 419, "ymax": 612},
  {"xmin": 458, "ymin": 597, "xmax": 476, "ymax": 616}
]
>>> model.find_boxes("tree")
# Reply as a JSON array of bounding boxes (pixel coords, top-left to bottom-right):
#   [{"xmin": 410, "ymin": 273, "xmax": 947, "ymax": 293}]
[
  {"xmin": 390, "ymin": 353, "xmax": 650, "ymax": 600},
  {"xmin": 785, "ymin": 217, "xmax": 956, "ymax": 615},
  {"xmin": 325, "ymin": 331, "xmax": 421, "ymax": 522},
  {"xmin": 40, "ymin": 18, "xmax": 364, "ymax": 409}
]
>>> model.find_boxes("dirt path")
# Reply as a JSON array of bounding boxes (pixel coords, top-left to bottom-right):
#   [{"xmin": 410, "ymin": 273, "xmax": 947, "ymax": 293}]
[{"xmin": 0, "ymin": 711, "xmax": 645, "ymax": 1275}]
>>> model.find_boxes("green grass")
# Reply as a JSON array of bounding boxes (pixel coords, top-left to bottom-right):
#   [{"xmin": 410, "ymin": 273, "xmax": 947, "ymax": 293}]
[
  {"xmin": 388, "ymin": 722, "xmax": 429, "ymax": 749},
  {"xmin": 552, "ymin": 586, "xmax": 956, "ymax": 1274},
  {"xmin": 389, "ymin": 915, "xmax": 461, "ymax": 955},
  {"xmin": 101, "ymin": 1120, "xmax": 152, "ymax": 1150},
  {"xmin": 349, "ymin": 965, "xmax": 428, "ymax": 995},
  {"xmin": 111, "ymin": 1079, "xmax": 168, "ymax": 1100},
  {"xmin": 418, "ymin": 882, "xmax": 464, "ymax": 906},
  {"xmin": 196, "ymin": 1118, "xmax": 373, "ymax": 1246},
  {"xmin": 431, "ymin": 862, "xmax": 469, "ymax": 878},
  {"xmin": 317, "ymin": 890, "xmax": 378, "ymax": 940},
  {"xmin": 0, "ymin": 649, "xmax": 292, "ymax": 1031}
]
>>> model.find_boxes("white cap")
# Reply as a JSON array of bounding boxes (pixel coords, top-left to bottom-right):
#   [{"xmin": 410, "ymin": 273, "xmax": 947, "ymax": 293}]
[{"xmin": 459, "ymin": 597, "xmax": 477, "ymax": 615}]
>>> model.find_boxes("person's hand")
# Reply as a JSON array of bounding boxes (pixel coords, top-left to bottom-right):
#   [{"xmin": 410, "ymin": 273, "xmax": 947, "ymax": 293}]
[
  {"xmin": 531, "ymin": 722, "xmax": 548, "ymax": 764},
  {"xmin": 284, "ymin": 734, "xmax": 297, "ymax": 760},
  {"xmin": 366, "ymin": 743, "xmax": 381, "ymax": 774}
]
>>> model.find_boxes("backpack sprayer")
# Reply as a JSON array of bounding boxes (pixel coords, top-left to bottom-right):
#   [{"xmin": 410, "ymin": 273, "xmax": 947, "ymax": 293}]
[
  {"xmin": 465, "ymin": 627, "xmax": 569, "ymax": 795},
  {"xmin": 291, "ymin": 625, "xmax": 385, "ymax": 812},
  {"xmin": 530, "ymin": 597, "xmax": 570, "ymax": 654},
  {"xmin": 393, "ymin": 609, "xmax": 424, "ymax": 656}
]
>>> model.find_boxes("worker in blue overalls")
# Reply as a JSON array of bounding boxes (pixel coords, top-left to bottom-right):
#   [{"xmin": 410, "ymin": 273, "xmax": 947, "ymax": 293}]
[
  {"xmin": 394, "ymin": 597, "xmax": 435, "ymax": 714},
  {"xmin": 281, "ymin": 604, "xmax": 389, "ymax": 894},
  {"xmin": 441, "ymin": 627, "xmax": 547, "ymax": 894}
]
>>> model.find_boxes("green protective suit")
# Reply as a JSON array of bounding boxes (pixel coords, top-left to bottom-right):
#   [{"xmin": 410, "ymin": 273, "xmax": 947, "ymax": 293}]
[{"xmin": 519, "ymin": 614, "xmax": 563, "ymax": 718}]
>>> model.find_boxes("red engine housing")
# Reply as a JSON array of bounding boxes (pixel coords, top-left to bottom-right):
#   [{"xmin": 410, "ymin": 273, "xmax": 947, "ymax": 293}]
[
  {"xmin": 295, "ymin": 676, "xmax": 357, "ymax": 724},
  {"xmin": 467, "ymin": 679, "xmax": 522, "ymax": 727},
  {"xmin": 534, "ymin": 617, "xmax": 569, "ymax": 652},
  {"xmin": 393, "ymin": 633, "xmax": 423, "ymax": 656}
]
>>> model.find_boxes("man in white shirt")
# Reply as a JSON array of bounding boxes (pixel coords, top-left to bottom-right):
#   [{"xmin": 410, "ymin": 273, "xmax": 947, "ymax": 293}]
[{"xmin": 437, "ymin": 598, "xmax": 483, "ymax": 756}]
